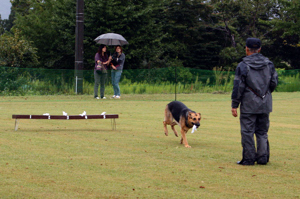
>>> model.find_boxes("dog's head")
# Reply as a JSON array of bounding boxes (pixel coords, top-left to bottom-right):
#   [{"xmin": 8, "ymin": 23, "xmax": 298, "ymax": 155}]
[{"xmin": 188, "ymin": 111, "xmax": 201, "ymax": 128}]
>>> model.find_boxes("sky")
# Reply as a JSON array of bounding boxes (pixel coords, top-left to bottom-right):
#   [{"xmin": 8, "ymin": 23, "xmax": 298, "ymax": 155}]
[{"xmin": 0, "ymin": 0, "xmax": 12, "ymax": 19}]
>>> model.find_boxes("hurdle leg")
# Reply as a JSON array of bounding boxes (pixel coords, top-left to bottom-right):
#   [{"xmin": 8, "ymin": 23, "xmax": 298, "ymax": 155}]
[
  {"xmin": 114, "ymin": 118, "xmax": 116, "ymax": 130},
  {"xmin": 14, "ymin": 119, "xmax": 19, "ymax": 131},
  {"xmin": 111, "ymin": 118, "xmax": 116, "ymax": 130}
]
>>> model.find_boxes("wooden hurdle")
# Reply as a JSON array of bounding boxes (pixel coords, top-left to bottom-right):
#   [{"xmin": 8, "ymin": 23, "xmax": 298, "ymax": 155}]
[{"xmin": 12, "ymin": 114, "xmax": 119, "ymax": 131}]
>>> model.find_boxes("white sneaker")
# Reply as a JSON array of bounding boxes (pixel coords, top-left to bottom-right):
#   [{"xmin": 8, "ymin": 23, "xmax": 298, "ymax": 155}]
[
  {"xmin": 95, "ymin": 97, "xmax": 100, "ymax": 99},
  {"xmin": 115, "ymin": 95, "xmax": 120, "ymax": 99},
  {"xmin": 101, "ymin": 97, "xmax": 106, "ymax": 99},
  {"xmin": 111, "ymin": 95, "xmax": 115, "ymax": 99}
]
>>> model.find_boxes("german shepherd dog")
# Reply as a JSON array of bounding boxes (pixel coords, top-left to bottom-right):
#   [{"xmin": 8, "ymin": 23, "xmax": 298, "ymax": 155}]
[{"xmin": 163, "ymin": 101, "xmax": 201, "ymax": 148}]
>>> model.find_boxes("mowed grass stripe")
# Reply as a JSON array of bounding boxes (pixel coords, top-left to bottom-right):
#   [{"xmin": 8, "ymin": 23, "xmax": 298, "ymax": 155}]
[{"xmin": 0, "ymin": 93, "xmax": 299, "ymax": 198}]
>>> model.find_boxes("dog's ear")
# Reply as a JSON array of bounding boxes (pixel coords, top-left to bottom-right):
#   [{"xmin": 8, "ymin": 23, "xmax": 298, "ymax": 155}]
[{"xmin": 187, "ymin": 111, "xmax": 193, "ymax": 119}]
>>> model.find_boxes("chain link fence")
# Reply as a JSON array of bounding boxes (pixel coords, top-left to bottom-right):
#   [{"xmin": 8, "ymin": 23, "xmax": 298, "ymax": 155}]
[{"xmin": 0, "ymin": 66, "xmax": 299, "ymax": 96}]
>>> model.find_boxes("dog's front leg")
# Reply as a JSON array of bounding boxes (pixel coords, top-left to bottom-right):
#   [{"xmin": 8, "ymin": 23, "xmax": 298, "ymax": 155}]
[{"xmin": 180, "ymin": 129, "xmax": 191, "ymax": 148}]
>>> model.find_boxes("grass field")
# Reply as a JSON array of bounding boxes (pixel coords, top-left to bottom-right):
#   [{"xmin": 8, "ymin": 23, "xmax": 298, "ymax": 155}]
[{"xmin": 1, "ymin": 93, "xmax": 299, "ymax": 198}]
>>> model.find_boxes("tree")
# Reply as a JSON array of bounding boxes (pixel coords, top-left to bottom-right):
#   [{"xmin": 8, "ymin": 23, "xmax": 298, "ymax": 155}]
[
  {"xmin": 0, "ymin": 28, "xmax": 38, "ymax": 67},
  {"xmin": 0, "ymin": 16, "xmax": 5, "ymax": 35},
  {"xmin": 0, "ymin": 14, "xmax": 15, "ymax": 35},
  {"xmin": 13, "ymin": 0, "xmax": 76, "ymax": 68},
  {"xmin": 159, "ymin": 0, "xmax": 223, "ymax": 70},
  {"xmin": 84, "ymin": 0, "xmax": 165, "ymax": 69},
  {"xmin": 263, "ymin": 0, "xmax": 300, "ymax": 69},
  {"xmin": 270, "ymin": 0, "xmax": 300, "ymax": 39},
  {"xmin": 9, "ymin": 0, "xmax": 299, "ymax": 70},
  {"xmin": 209, "ymin": 0, "xmax": 279, "ymax": 68}
]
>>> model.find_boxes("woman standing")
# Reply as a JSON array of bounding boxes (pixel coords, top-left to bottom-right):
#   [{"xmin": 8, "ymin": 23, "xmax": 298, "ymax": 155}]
[
  {"xmin": 94, "ymin": 44, "xmax": 111, "ymax": 99},
  {"xmin": 110, "ymin": 45, "xmax": 125, "ymax": 99}
]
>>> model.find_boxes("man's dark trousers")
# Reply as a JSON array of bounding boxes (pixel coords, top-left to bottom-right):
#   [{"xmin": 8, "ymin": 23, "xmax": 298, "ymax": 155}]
[{"xmin": 240, "ymin": 113, "xmax": 270, "ymax": 164}]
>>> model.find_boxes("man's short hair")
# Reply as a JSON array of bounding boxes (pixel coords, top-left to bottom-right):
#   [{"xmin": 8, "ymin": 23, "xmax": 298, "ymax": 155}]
[{"xmin": 246, "ymin": 38, "xmax": 261, "ymax": 49}]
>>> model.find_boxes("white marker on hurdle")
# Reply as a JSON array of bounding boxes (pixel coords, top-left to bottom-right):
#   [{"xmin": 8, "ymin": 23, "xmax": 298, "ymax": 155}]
[
  {"xmin": 79, "ymin": 111, "xmax": 86, "ymax": 116},
  {"xmin": 101, "ymin": 112, "xmax": 106, "ymax": 119},
  {"xmin": 63, "ymin": 111, "xmax": 69, "ymax": 119}
]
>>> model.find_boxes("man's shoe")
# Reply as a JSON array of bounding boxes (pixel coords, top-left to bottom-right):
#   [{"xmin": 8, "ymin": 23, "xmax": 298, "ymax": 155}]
[
  {"xmin": 101, "ymin": 97, "xmax": 106, "ymax": 99},
  {"xmin": 257, "ymin": 162, "xmax": 267, "ymax": 165},
  {"xmin": 95, "ymin": 97, "xmax": 100, "ymax": 99},
  {"xmin": 256, "ymin": 157, "xmax": 268, "ymax": 165},
  {"xmin": 237, "ymin": 160, "xmax": 254, "ymax": 165}
]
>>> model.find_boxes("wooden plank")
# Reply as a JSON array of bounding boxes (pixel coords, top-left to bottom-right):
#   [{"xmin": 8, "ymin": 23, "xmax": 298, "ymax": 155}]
[
  {"xmin": 12, "ymin": 114, "xmax": 119, "ymax": 131},
  {"xmin": 12, "ymin": 114, "xmax": 119, "ymax": 120}
]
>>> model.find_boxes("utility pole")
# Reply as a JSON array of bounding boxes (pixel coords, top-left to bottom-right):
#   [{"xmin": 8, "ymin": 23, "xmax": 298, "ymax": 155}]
[{"xmin": 74, "ymin": 0, "xmax": 84, "ymax": 94}]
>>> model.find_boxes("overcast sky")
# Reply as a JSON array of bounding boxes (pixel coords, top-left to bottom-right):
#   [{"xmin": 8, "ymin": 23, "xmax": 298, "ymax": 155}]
[{"xmin": 0, "ymin": 0, "xmax": 12, "ymax": 19}]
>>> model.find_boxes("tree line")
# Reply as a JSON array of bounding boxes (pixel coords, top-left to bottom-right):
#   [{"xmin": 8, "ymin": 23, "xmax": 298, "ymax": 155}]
[{"xmin": 0, "ymin": 0, "xmax": 299, "ymax": 70}]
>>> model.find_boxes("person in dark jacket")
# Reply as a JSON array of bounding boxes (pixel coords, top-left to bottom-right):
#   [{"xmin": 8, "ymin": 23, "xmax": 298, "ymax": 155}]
[{"xmin": 231, "ymin": 38, "xmax": 278, "ymax": 165}]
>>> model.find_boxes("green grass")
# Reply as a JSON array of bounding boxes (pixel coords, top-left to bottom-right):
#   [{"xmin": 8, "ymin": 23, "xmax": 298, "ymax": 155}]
[
  {"xmin": 277, "ymin": 73, "xmax": 300, "ymax": 92},
  {"xmin": 0, "ymin": 93, "xmax": 299, "ymax": 198}
]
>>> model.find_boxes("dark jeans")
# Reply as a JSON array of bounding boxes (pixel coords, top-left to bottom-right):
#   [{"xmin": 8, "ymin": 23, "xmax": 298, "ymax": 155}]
[
  {"xmin": 240, "ymin": 113, "xmax": 270, "ymax": 164},
  {"xmin": 94, "ymin": 71, "xmax": 107, "ymax": 98}
]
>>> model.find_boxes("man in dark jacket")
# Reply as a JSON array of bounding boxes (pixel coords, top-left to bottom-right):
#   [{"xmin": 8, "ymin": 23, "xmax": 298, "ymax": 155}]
[{"xmin": 231, "ymin": 38, "xmax": 278, "ymax": 165}]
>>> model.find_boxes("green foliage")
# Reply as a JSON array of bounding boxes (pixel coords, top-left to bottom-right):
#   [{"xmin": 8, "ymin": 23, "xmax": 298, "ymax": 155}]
[
  {"xmin": 84, "ymin": 0, "xmax": 166, "ymax": 69},
  {"xmin": 276, "ymin": 68, "xmax": 300, "ymax": 92},
  {"xmin": 3, "ymin": 0, "xmax": 300, "ymax": 70},
  {"xmin": 0, "ymin": 1, "xmax": 15, "ymax": 33},
  {"xmin": 0, "ymin": 16, "xmax": 5, "ymax": 35},
  {"xmin": 13, "ymin": 0, "xmax": 76, "ymax": 68},
  {"xmin": 277, "ymin": 73, "xmax": 300, "ymax": 92},
  {"xmin": 2, "ymin": 66, "xmax": 300, "ymax": 96},
  {"xmin": 260, "ymin": 0, "xmax": 300, "ymax": 69},
  {"xmin": 160, "ymin": 0, "xmax": 222, "ymax": 69},
  {"xmin": 0, "ymin": 67, "xmax": 29, "ymax": 95},
  {"xmin": 0, "ymin": 66, "xmax": 234, "ymax": 96},
  {"xmin": 212, "ymin": 66, "xmax": 233, "ymax": 92},
  {"xmin": 218, "ymin": 46, "xmax": 242, "ymax": 69},
  {"xmin": 0, "ymin": 6, "xmax": 15, "ymax": 34},
  {"xmin": 0, "ymin": 28, "xmax": 39, "ymax": 67},
  {"xmin": 270, "ymin": 0, "xmax": 300, "ymax": 39},
  {"xmin": 209, "ymin": 0, "xmax": 279, "ymax": 67}
]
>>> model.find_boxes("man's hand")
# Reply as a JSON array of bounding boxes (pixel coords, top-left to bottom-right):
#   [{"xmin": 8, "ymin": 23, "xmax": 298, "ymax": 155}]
[{"xmin": 231, "ymin": 108, "xmax": 238, "ymax": 117}]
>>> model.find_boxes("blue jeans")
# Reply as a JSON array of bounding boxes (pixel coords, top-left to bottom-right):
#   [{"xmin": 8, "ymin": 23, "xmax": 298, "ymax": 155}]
[{"xmin": 111, "ymin": 70, "xmax": 122, "ymax": 96}]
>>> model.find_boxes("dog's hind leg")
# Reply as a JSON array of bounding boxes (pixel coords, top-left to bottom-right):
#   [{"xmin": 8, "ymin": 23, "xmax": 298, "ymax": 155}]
[
  {"xmin": 163, "ymin": 106, "xmax": 172, "ymax": 136},
  {"xmin": 163, "ymin": 121, "xmax": 169, "ymax": 136},
  {"xmin": 171, "ymin": 122, "xmax": 178, "ymax": 137}
]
